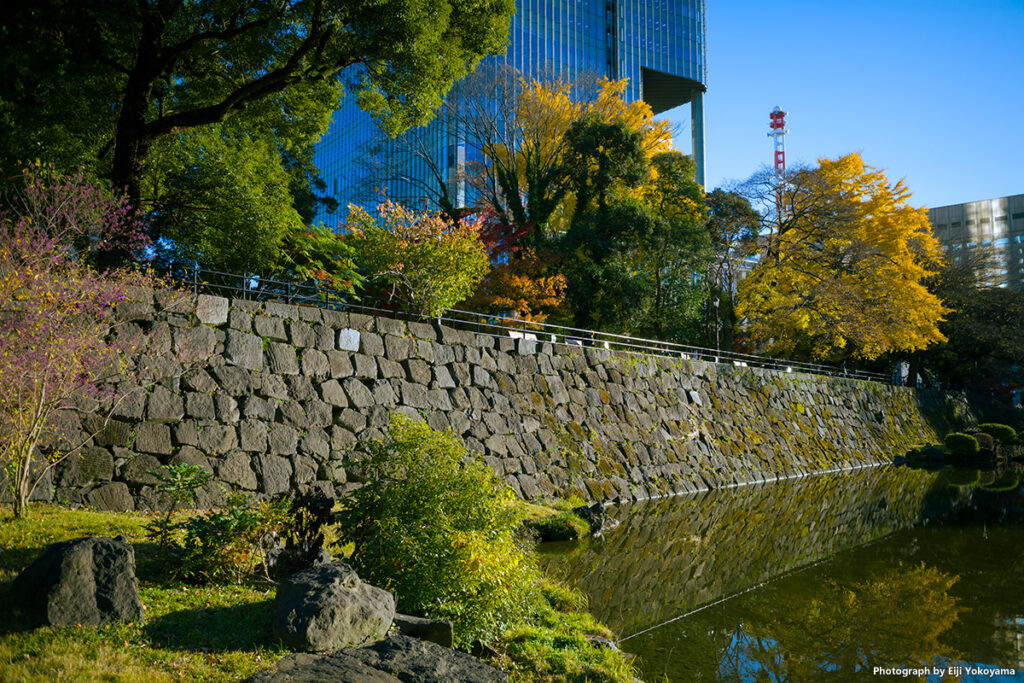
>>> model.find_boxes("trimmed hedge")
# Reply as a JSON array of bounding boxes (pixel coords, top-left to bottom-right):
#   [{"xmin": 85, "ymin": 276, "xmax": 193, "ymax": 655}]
[
  {"xmin": 978, "ymin": 423, "xmax": 1018, "ymax": 445},
  {"xmin": 973, "ymin": 432, "xmax": 996, "ymax": 451},
  {"xmin": 944, "ymin": 432, "xmax": 980, "ymax": 458}
]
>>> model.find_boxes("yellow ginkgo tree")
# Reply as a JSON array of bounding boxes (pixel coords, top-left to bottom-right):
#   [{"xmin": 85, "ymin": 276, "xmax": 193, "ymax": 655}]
[{"xmin": 736, "ymin": 153, "xmax": 949, "ymax": 360}]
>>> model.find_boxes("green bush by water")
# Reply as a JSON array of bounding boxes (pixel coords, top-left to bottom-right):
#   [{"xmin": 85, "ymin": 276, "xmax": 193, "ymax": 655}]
[
  {"xmin": 978, "ymin": 423, "xmax": 1018, "ymax": 445},
  {"xmin": 972, "ymin": 432, "xmax": 996, "ymax": 451},
  {"xmin": 944, "ymin": 433, "xmax": 980, "ymax": 458},
  {"xmin": 335, "ymin": 415, "xmax": 540, "ymax": 648},
  {"xmin": 525, "ymin": 511, "xmax": 590, "ymax": 542}
]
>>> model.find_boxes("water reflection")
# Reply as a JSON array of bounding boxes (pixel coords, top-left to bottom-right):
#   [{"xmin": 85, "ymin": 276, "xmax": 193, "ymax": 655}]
[
  {"xmin": 719, "ymin": 564, "xmax": 962, "ymax": 680},
  {"xmin": 542, "ymin": 465, "xmax": 1024, "ymax": 682}
]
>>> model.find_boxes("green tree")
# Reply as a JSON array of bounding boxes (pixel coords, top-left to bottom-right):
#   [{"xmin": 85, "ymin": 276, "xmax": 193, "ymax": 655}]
[
  {"xmin": 916, "ymin": 252, "xmax": 1024, "ymax": 389},
  {"xmin": 344, "ymin": 202, "xmax": 490, "ymax": 316},
  {"xmin": 559, "ymin": 126, "xmax": 709, "ymax": 340},
  {"xmin": 704, "ymin": 189, "xmax": 762, "ymax": 349},
  {"xmin": 733, "ymin": 564, "xmax": 962, "ymax": 679},
  {"xmin": 634, "ymin": 152, "xmax": 711, "ymax": 341},
  {"xmin": 149, "ymin": 127, "xmax": 301, "ymax": 273},
  {"xmin": 0, "ymin": 0, "xmax": 514, "ymax": 212}
]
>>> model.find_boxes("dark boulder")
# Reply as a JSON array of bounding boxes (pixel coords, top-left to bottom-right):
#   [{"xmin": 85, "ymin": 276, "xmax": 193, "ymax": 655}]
[
  {"xmin": 273, "ymin": 562, "xmax": 395, "ymax": 652},
  {"xmin": 572, "ymin": 502, "xmax": 620, "ymax": 536},
  {"xmin": 246, "ymin": 652, "xmax": 400, "ymax": 683},
  {"xmin": 343, "ymin": 634, "xmax": 508, "ymax": 683},
  {"xmin": 10, "ymin": 536, "xmax": 143, "ymax": 627}
]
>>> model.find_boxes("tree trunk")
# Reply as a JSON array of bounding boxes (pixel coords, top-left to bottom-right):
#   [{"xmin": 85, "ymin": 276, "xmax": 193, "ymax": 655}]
[
  {"xmin": 13, "ymin": 454, "xmax": 30, "ymax": 518},
  {"xmin": 109, "ymin": 6, "xmax": 169, "ymax": 205}
]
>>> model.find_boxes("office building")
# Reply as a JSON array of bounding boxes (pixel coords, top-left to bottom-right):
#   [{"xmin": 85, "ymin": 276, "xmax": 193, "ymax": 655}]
[
  {"xmin": 929, "ymin": 194, "xmax": 1024, "ymax": 288},
  {"xmin": 313, "ymin": 0, "xmax": 707, "ymax": 222}
]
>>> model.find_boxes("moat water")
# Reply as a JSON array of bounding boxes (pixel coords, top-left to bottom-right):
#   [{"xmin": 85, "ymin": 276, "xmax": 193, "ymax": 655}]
[{"xmin": 542, "ymin": 465, "xmax": 1024, "ymax": 682}]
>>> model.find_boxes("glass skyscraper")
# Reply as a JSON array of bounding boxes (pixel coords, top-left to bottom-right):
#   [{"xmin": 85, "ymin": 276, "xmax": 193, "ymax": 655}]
[{"xmin": 313, "ymin": 0, "xmax": 707, "ymax": 222}]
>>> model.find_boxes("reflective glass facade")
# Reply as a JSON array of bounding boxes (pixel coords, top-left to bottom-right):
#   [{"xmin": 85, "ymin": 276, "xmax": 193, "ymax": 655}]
[
  {"xmin": 313, "ymin": 0, "xmax": 707, "ymax": 223},
  {"xmin": 930, "ymin": 194, "xmax": 1024, "ymax": 289}
]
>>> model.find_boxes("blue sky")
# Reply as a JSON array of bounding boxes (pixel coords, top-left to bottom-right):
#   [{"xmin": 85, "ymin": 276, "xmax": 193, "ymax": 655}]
[{"xmin": 661, "ymin": 0, "xmax": 1024, "ymax": 208}]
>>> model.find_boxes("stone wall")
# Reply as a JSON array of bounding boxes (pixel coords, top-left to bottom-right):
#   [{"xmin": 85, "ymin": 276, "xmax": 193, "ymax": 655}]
[{"xmin": 34, "ymin": 292, "xmax": 972, "ymax": 511}]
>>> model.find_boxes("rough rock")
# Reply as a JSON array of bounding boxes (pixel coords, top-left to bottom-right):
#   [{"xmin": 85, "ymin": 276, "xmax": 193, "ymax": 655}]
[
  {"xmin": 273, "ymin": 562, "xmax": 395, "ymax": 652},
  {"xmin": 343, "ymin": 635, "xmax": 508, "ymax": 683},
  {"xmin": 391, "ymin": 613, "xmax": 454, "ymax": 648},
  {"xmin": 246, "ymin": 652, "xmax": 400, "ymax": 682},
  {"xmin": 11, "ymin": 536, "xmax": 143, "ymax": 627},
  {"xmin": 572, "ymin": 503, "xmax": 620, "ymax": 536}
]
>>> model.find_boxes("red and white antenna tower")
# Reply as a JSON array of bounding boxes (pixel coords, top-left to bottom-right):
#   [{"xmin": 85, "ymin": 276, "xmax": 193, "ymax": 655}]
[{"xmin": 768, "ymin": 107, "xmax": 787, "ymax": 217}]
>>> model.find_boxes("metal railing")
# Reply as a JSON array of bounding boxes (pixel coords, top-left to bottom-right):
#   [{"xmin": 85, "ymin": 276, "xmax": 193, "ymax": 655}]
[{"xmin": 174, "ymin": 267, "xmax": 890, "ymax": 384}]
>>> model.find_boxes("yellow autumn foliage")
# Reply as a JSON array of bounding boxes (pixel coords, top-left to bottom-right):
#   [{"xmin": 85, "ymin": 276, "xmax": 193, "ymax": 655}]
[{"xmin": 737, "ymin": 153, "xmax": 948, "ymax": 360}]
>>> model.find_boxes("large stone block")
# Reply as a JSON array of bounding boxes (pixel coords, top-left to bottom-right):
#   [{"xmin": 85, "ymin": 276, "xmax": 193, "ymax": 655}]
[
  {"xmin": 384, "ymin": 335, "xmax": 414, "ymax": 361},
  {"xmin": 360, "ymin": 332, "xmax": 385, "ymax": 357},
  {"xmin": 290, "ymin": 321, "xmax": 316, "ymax": 347},
  {"xmin": 269, "ymin": 424, "xmax": 299, "ymax": 455},
  {"xmin": 320, "ymin": 379, "xmax": 348, "ymax": 407},
  {"xmin": 174, "ymin": 325, "xmax": 216, "ymax": 361},
  {"xmin": 327, "ymin": 350, "xmax": 354, "ymax": 378},
  {"xmin": 218, "ymin": 451, "xmax": 258, "ymax": 490},
  {"xmin": 87, "ymin": 482, "xmax": 136, "ymax": 511},
  {"xmin": 147, "ymin": 385, "xmax": 184, "ymax": 423},
  {"xmin": 256, "ymin": 453, "xmax": 294, "ymax": 495},
  {"xmin": 254, "ymin": 315, "xmax": 288, "ymax": 341},
  {"xmin": 267, "ymin": 342, "xmax": 300, "ymax": 375},
  {"xmin": 56, "ymin": 447, "xmax": 114, "ymax": 488},
  {"xmin": 240, "ymin": 419, "xmax": 269, "ymax": 452},
  {"xmin": 196, "ymin": 295, "xmax": 229, "ymax": 326},
  {"xmin": 197, "ymin": 424, "xmax": 237, "ymax": 455},
  {"xmin": 169, "ymin": 447, "xmax": 215, "ymax": 475},
  {"xmin": 305, "ymin": 399, "xmax": 333, "ymax": 428},
  {"xmin": 134, "ymin": 422, "xmax": 173, "ymax": 455},
  {"xmin": 225, "ymin": 330, "xmax": 264, "ymax": 371},
  {"xmin": 185, "ymin": 392, "xmax": 216, "ymax": 420},
  {"xmin": 302, "ymin": 349, "xmax": 330, "ymax": 379},
  {"xmin": 122, "ymin": 454, "xmax": 163, "ymax": 486},
  {"xmin": 343, "ymin": 379, "xmax": 375, "ymax": 409},
  {"xmin": 213, "ymin": 365, "xmax": 255, "ymax": 396}
]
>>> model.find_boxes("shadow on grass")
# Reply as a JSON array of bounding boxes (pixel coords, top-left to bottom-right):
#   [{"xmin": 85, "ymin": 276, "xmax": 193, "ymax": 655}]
[
  {"xmin": 0, "ymin": 545, "xmax": 46, "ymax": 577},
  {"xmin": 0, "ymin": 581, "xmax": 33, "ymax": 636},
  {"xmin": 143, "ymin": 599, "xmax": 279, "ymax": 653},
  {"xmin": 132, "ymin": 540, "xmax": 172, "ymax": 582}
]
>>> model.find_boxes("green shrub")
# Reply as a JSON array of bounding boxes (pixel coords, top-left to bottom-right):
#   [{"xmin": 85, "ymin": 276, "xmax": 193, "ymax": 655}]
[
  {"xmin": 336, "ymin": 415, "xmax": 540, "ymax": 648},
  {"xmin": 973, "ymin": 432, "xmax": 995, "ymax": 451},
  {"xmin": 172, "ymin": 491, "xmax": 290, "ymax": 584},
  {"xmin": 944, "ymin": 433, "xmax": 980, "ymax": 458},
  {"xmin": 525, "ymin": 512, "xmax": 590, "ymax": 542},
  {"xmin": 145, "ymin": 463, "xmax": 212, "ymax": 549},
  {"xmin": 979, "ymin": 423, "xmax": 1018, "ymax": 445}
]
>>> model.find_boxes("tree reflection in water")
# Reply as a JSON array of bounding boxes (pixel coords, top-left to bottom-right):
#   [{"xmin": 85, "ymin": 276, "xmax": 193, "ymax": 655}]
[{"xmin": 721, "ymin": 563, "xmax": 963, "ymax": 681}]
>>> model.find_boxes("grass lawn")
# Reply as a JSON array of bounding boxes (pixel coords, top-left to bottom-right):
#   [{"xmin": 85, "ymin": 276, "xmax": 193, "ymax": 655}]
[
  {"xmin": 0, "ymin": 503, "xmax": 637, "ymax": 682},
  {"xmin": 0, "ymin": 505, "xmax": 287, "ymax": 682}
]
